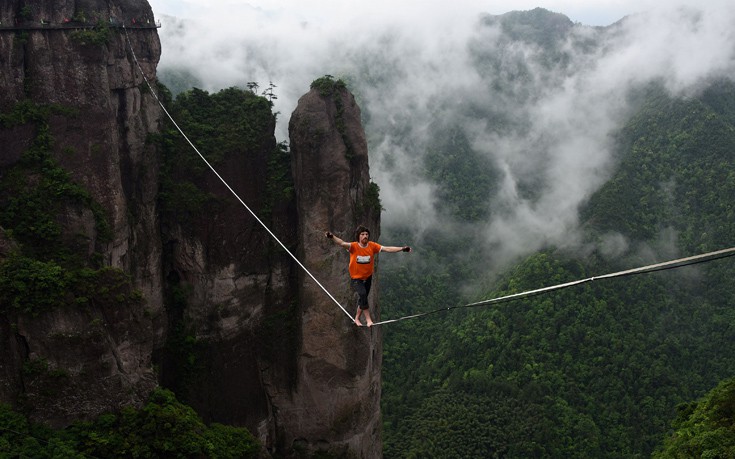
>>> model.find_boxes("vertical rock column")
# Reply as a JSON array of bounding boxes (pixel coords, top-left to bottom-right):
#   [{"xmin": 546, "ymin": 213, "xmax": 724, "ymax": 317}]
[{"xmin": 285, "ymin": 83, "xmax": 382, "ymax": 457}]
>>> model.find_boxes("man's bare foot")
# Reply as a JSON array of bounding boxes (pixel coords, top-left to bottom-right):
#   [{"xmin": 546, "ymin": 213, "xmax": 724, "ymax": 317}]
[
  {"xmin": 366, "ymin": 320, "xmax": 374, "ymax": 327},
  {"xmin": 354, "ymin": 318, "xmax": 363, "ymax": 326}
]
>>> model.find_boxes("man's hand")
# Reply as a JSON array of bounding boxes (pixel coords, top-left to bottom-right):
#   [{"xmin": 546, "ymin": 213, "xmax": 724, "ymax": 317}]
[
  {"xmin": 402, "ymin": 246, "xmax": 411, "ymax": 252},
  {"xmin": 326, "ymin": 231, "xmax": 334, "ymax": 239}
]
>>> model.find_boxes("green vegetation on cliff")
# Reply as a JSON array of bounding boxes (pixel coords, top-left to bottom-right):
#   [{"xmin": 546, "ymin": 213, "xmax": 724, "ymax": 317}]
[
  {"xmin": 156, "ymin": 86, "xmax": 279, "ymax": 220},
  {"xmin": 0, "ymin": 101, "xmax": 133, "ymax": 316},
  {"xmin": 310, "ymin": 75, "xmax": 347, "ymax": 96}
]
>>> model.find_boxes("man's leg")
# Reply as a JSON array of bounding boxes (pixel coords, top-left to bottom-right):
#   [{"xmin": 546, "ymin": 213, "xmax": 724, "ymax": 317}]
[
  {"xmin": 351, "ymin": 279, "xmax": 368, "ymax": 326},
  {"xmin": 363, "ymin": 277, "xmax": 374, "ymax": 326}
]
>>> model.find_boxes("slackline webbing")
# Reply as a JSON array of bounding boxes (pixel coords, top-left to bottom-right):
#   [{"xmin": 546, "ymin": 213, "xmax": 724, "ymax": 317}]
[
  {"xmin": 372, "ymin": 246, "xmax": 735, "ymax": 325},
  {"xmin": 122, "ymin": 26, "xmax": 353, "ymax": 321}
]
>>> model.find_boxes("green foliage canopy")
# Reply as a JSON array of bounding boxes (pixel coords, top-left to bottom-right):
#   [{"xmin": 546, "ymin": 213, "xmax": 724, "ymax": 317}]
[
  {"xmin": 0, "ymin": 388, "xmax": 260, "ymax": 458},
  {"xmin": 654, "ymin": 377, "xmax": 735, "ymax": 458}
]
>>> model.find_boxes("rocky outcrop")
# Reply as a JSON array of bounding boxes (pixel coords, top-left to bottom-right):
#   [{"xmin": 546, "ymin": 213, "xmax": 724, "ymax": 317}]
[
  {"xmin": 156, "ymin": 89, "xmax": 300, "ymax": 450},
  {"xmin": 159, "ymin": 80, "xmax": 383, "ymax": 457},
  {"xmin": 0, "ymin": 0, "xmax": 162, "ymax": 426},
  {"xmin": 284, "ymin": 79, "xmax": 383, "ymax": 457}
]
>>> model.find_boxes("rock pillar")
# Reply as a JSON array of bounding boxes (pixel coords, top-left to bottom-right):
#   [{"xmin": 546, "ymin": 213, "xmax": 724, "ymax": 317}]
[{"xmin": 285, "ymin": 80, "xmax": 383, "ymax": 457}]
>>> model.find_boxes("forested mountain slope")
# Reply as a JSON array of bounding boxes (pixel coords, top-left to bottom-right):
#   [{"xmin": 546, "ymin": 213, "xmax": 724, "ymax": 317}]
[{"xmin": 380, "ymin": 79, "xmax": 735, "ymax": 457}]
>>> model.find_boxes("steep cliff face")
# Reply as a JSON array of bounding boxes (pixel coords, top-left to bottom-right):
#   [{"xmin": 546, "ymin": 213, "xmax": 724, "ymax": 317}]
[
  {"xmin": 285, "ymin": 79, "xmax": 383, "ymax": 458},
  {"xmin": 0, "ymin": 0, "xmax": 162, "ymax": 426},
  {"xmin": 155, "ymin": 88, "xmax": 300, "ymax": 449}
]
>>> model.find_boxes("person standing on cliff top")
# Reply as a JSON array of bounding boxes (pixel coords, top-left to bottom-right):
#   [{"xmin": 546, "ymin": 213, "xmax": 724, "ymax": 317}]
[{"xmin": 326, "ymin": 225, "xmax": 411, "ymax": 327}]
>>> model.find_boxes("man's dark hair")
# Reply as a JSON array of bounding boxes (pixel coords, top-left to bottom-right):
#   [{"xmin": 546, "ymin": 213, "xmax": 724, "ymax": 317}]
[{"xmin": 355, "ymin": 225, "xmax": 370, "ymax": 240}]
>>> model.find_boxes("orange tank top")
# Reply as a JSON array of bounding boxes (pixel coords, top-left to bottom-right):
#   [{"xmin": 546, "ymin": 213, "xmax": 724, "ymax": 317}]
[{"xmin": 348, "ymin": 241, "xmax": 382, "ymax": 280}]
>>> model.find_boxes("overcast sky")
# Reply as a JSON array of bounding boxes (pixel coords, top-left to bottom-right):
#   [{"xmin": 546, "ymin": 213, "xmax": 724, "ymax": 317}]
[
  {"xmin": 147, "ymin": 0, "xmax": 661, "ymax": 27},
  {"xmin": 144, "ymin": 0, "xmax": 735, "ymax": 277}
]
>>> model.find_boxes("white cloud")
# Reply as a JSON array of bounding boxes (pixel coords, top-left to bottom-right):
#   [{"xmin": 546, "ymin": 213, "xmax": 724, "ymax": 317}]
[{"xmin": 148, "ymin": 0, "xmax": 656, "ymax": 27}]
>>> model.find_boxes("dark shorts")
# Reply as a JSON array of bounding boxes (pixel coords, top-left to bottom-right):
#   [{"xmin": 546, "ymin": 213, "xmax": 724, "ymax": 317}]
[{"xmin": 350, "ymin": 276, "xmax": 372, "ymax": 309}]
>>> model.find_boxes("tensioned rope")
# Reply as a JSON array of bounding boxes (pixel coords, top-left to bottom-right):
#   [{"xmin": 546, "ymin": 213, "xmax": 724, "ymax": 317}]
[
  {"xmin": 122, "ymin": 26, "xmax": 353, "ymax": 321},
  {"xmin": 123, "ymin": 27, "xmax": 735, "ymax": 329},
  {"xmin": 372, "ymin": 246, "xmax": 735, "ymax": 325}
]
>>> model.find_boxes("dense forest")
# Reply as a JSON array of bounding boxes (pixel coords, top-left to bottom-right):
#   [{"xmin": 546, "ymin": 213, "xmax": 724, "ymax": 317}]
[
  {"xmin": 0, "ymin": 387, "xmax": 259, "ymax": 457},
  {"xmin": 379, "ymin": 79, "xmax": 735, "ymax": 457},
  {"xmin": 366, "ymin": 10, "xmax": 735, "ymax": 458}
]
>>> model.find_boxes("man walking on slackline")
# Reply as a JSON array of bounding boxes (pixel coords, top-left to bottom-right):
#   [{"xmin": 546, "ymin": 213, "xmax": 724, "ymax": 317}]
[{"xmin": 326, "ymin": 225, "xmax": 411, "ymax": 327}]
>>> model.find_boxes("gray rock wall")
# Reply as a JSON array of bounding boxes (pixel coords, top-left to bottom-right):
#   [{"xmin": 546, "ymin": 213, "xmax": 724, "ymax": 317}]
[
  {"xmin": 286, "ymin": 84, "xmax": 383, "ymax": 458},
  {"xmin": 0, "ymin": 0, "xmax": 163, "ymax": 427}
]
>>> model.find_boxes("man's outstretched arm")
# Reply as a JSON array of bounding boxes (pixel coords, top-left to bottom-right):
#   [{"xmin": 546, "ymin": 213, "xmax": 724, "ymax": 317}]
[
  {"xmin": 325, "ymin": 231, "xmax": 351, "ymax": 249},
  {"xmin": 381, "ymin": 245, "xmax": 411, "ymax": 253}
]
